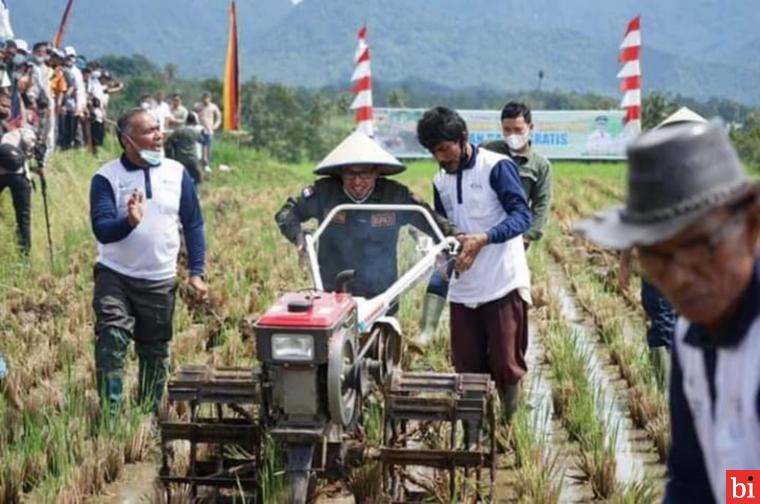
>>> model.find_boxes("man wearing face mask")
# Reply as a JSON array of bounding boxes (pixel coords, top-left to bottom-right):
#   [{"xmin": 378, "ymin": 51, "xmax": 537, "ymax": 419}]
[
  {"xmin": 275, "ymin": 130, "xmax": 457, "ymax": 303},
  {"xmin": 28, "ymin": 42, "xmax": 52, "ymax": 152},
  {"xmin": 89, "ymin": 108, "xmax": 208, "ymax": 417},
  {"xmin": 482, "ymin": 102, "xmax": 552, "ymax": 247}
]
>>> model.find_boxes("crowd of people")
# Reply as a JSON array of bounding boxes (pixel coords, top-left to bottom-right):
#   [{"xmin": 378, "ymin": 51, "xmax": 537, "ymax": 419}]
[{"xmin": 0, "ymin": 38, "xmax": 226, "ymax": 384}]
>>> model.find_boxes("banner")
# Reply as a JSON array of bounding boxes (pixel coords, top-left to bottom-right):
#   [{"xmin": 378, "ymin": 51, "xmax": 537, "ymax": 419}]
[{"xmin": 374, "ymin": 108, "xmax": 631, "ymax": 160}]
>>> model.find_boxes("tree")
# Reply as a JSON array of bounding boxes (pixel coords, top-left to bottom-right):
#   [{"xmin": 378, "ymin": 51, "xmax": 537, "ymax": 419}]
[
  {"xmin": 164, "ymin": 63, "xmax": 179, "ymax": 86},
  {"xmin": 388, "ymin": 88, "xmax": 408, "ymax": 108},
  {"xmin": 642, "ymin": 92, "xmax": 677, "ymax": 131}
]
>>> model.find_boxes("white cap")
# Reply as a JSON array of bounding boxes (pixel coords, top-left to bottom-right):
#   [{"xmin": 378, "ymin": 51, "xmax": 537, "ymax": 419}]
[
  {"xmin": 313, "ymin": 131, "xmax": 405, "ymax": 176},
  {"xmin": 13, "ymin": 39, "xmax": 28, "ymax": 53},
  {"xmin": 64, "ymin": 46, "xmax": 77, "ymax": 57}
]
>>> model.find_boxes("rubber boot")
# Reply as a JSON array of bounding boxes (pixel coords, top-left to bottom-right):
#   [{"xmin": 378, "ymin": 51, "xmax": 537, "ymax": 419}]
[
  {"xmin": 499, "ymin": 384, "xmax": 520, "ymax": 426},
  {"xmin": 138, "ymin": 353, "xmax": 169, "ymax": 413},
  {"xmin": 415, "ymin": 293, "xmax": 446, "ymax": 346},
  {"xmin": 650, "ymin": 346, "xmax": 671, "ymax": 392},
  {"xmin": 95, "ymin": 327, "xmax": 130, "ymax": 419}
]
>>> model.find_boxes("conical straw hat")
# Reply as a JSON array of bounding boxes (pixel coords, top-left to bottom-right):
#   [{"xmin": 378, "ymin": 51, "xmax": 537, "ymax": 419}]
[
  {"xmin": 657, "ymin": 107, "xmax": 707, "ymax": 129},
  {"xmin": 314, "ymin": 131, "xmax": 406, "ymax": 176}
]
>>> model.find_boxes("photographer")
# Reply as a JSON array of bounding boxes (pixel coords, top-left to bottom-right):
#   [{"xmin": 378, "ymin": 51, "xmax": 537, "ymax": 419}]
[{"xmin": 0, "ymin": 121, "xmax": 36, "ymax": 255}]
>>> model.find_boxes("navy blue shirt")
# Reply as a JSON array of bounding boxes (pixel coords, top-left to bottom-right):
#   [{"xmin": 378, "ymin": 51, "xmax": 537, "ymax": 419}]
[
  {"xmin": 664, "ymin": 256, "xmax": 760, "ymax": 503},
  {"xmin": 432, "ymin": 146, "xmax": 531, "ymax": 243}
]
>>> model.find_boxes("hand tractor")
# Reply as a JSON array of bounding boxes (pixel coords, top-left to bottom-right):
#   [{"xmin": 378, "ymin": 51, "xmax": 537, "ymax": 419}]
[{"xmin": 159, "ymin": 204, "xmax": 497, "ymax": 503}]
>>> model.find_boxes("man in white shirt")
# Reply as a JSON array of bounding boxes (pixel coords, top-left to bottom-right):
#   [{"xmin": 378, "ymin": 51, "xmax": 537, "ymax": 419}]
[
  {"xmin": 417, "ymin": 106, "xmax": 532, "ymax": 423},
  {"xmin": 154, "ymin": 91, "xmax": 172, "ymax": 133},
  {"xmin": 194, "ymin": 92, "xmax": 221, "ymax": 171}
]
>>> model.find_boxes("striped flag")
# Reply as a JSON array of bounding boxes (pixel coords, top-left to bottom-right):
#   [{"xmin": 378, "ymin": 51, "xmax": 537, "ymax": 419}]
[
  {"xmin": 52, "ymin": 0, "xmax": 75, "ymax": 48},
  {"xmin": 617, "ymin": 15, "xmax": 641, "ymax": 134},
  {"xmin": 222, "ymin": 0, "xmax": 239, "ymax": 132},
  {"xmin": 0, "ymin": 0, "xmax": 14, "ymax": 39},
  {"xmin": 350, "ymin": 25, "xmax": 373, "ymax": 137}
]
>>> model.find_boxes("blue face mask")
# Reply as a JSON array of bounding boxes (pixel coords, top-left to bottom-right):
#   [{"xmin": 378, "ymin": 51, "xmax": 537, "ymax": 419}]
[
  {"xmin": 139, "ymin": 148, "xmax": 164, "ymax": 167},
  {"xmin": 126, "ymin": 135, "xmax": 163, "ymax": 167}
]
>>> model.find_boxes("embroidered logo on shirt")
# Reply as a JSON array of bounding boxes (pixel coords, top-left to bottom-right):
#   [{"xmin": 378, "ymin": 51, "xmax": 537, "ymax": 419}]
[
  {"xmin": 371, "ymin": 213, "xmax": 396, "ymax": 227},
  {"xmin": 302, "ymin": 186, "xmax": 315, "ymax": 198}
]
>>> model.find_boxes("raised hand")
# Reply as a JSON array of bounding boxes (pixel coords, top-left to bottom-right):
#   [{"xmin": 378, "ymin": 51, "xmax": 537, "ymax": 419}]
[{"xmin": 127, "ymin": 189, "xmax": 144, "ymax": 228}]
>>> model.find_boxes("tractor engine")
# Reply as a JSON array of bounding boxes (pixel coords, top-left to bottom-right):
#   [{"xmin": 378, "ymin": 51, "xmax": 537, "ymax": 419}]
[{"xmin": 255, "ymin": 291, "xmax": 359, "ymax": 430}]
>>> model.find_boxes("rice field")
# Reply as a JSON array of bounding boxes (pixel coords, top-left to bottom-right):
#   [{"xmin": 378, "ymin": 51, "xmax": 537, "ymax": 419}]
[{"xmin": 0, "ymin": 138, "xmax": 667, "ymax": 502}]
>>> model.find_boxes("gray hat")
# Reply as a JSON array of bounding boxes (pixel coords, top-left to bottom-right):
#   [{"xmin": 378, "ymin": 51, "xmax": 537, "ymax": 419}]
[
  {"xmin": 314, "ymin": 131, "xmax": 405, "ymax": 176},
  {"xmin": 574, "ymin": 119, "xmax": 759, "ymax": 249}
]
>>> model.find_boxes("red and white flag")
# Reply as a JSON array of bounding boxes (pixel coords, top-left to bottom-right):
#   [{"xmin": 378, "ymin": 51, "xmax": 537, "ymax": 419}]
[
  {"xmin": 350, "ymin": 25, "xmax": 374, "ymax": 137},
  {"xmin": 618, "ymin": 15, "xmax": 641, "ymax": 134}
]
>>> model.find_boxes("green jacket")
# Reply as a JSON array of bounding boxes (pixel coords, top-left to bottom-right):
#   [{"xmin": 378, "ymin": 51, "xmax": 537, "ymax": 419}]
[
  {"xmin": 165, "ymin": 127, "xmax": 201, "ymax": 167},
  {"xmin": 481, "ymin": 140, "xmax": 552, "ymax": 241},
  {"xmin": 275, "ymin": 176, "xmax": 456, "ymax": 298}
]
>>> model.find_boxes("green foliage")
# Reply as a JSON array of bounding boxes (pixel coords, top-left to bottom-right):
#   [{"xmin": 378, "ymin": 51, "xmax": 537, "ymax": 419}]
[
  {"xmin": 241, "ymin": 79, "xmax": 353, "ymax": 163},
  {"xmin": 642, "ymin": 92, "xmax": 678, "ymax": 131},
  {"xmin": 730, "ymin": 112, "xmax": 760, "ymax": 175},
  {"xmin": 96, "ymin": 54, "xmax": 161, "ymax": 78}
]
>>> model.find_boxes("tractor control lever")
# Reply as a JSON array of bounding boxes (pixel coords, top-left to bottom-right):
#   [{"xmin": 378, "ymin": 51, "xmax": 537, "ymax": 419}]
[{"xmin": 335, "ymin": 270, "xmax": 356, "ymax": 294}]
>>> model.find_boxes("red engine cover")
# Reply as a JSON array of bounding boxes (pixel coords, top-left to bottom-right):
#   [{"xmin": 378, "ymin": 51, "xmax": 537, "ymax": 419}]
[{"xmin": 255, "ymin": 292, "xmax": 356, "ymax": 329}]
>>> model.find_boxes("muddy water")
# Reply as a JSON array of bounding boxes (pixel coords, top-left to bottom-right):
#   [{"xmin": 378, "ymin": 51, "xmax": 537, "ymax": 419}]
[
  {"xmin": 525, "ymin": 328, "xmax": 590, "ymax": 503},
  {"xmin": 549, "ymin": 262, "xmax": 650, "ymax": 486}
]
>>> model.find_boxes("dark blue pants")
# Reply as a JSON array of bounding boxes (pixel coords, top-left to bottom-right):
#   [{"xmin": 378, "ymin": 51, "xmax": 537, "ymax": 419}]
[
  {"xmin": 641, "ymin": 279, "xmax": 675, "ymax": 349},
  {"xmin": 0, "ymin": 173, "xmax": 31, "ymax": 254}
]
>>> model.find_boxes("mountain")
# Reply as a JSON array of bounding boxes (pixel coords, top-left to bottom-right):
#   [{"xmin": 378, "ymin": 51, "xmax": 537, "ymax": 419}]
[{"xmin": 11, "ymin": 0, "xmax": 760, "ymax": 104}]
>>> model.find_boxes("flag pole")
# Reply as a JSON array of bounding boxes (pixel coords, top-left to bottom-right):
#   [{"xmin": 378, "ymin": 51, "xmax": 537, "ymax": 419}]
[
  {"xmin": 222, "ymin": 0, "xmax": 239, "ymax": 132},
  {"xmin": 52, "ymin": 0, "xmax": 75, "ymax": 48}
]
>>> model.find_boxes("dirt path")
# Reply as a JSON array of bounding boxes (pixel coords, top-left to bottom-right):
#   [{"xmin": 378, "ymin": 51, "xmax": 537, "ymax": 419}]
[{"xmin": 87, "ymin": 459, "xmax": 158, "ymax": 504}]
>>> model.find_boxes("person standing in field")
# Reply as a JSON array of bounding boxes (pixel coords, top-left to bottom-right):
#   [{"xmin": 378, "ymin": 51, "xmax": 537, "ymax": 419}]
[
  {"xmin": 481, "ymin": 102, "xmax": 552, "ymax": 247},
  {"xmin": 89, "ymin": 108, "xmax": 207, "ymax": 415},
  {"xmin": 166, "ymin": 93, "xmax": 189, "ymax": 133},
  {"xmin": 165, "ymin": 112, "xmax": 203, "ymax": 185},
  {"xmin": 417, "ymin": 106, "xmax": 532, "ymax": 425},
  {"xmin": 195, "ymin": 92, "xmax": 221, "ymax": 173},
  {"xmin": 618, "ymin": 107, "xmax": 708, "ymax": 389},
  {"xmin": 575, "ymin": 119, "xmax": 760, "ymax": 503},
  {"xmin": 416, "ymin": 101, "xmax": 553, "ymax": 347}
]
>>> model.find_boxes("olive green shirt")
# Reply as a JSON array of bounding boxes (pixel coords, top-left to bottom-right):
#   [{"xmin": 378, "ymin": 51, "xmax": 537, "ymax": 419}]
[
  {"xmin": 481, "ymin": 140, "xmax": 552, "ymax": 241},
  {"xmin": 165, "ymin": 126, "xmax": 201, "ymax": 167}
]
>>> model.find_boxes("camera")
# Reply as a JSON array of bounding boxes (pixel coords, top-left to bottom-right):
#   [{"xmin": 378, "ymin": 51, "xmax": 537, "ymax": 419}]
[{"xmin": 33, "ymin": 141, "xmax": 46, "ymax": 169}]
